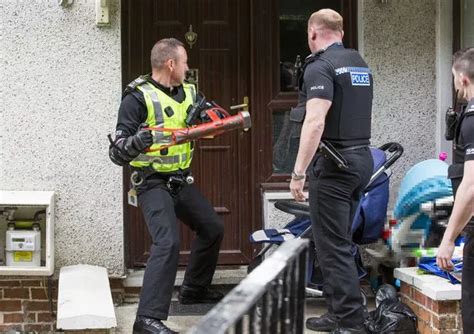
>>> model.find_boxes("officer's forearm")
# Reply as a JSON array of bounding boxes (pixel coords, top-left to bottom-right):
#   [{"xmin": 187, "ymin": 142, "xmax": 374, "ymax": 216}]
[
  {"xmin": 293, "ymin": 98, "xmax": 330, "ymax": 175},
  {"xmin": 293, "ymin": 118, "xmax": 324, "ymax": 174}
]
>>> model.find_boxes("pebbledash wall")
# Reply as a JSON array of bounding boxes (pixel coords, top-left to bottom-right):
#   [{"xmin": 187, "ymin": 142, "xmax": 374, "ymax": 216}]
[
  {"xmin": 0, "ymin": 0, "xmax": 451, "ymax": 286},
  {"xmin": 1, "ymin": 0, "xmax": 124, "ymax": 276}
]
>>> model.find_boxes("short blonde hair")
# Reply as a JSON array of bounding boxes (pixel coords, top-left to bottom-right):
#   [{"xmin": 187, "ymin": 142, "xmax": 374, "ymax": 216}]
[
  {"xmin": 150, "ymin": 38, "xmax": 184, "ymax": 70},
  {"xmin": 308, "ymin": 9, "xmax": 343, "ymax": 33},
  {"xmin": 453, "ymin": 47, "xmax": 474, "ymax": 81}
]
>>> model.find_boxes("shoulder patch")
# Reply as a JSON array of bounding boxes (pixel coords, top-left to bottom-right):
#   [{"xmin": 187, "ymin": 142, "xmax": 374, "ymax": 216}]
[{"xmin": 123, "ymin": 75, "xmax": 149, "ymax": 96}]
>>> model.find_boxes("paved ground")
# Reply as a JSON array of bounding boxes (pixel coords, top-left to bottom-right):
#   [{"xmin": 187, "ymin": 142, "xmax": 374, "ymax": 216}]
[{"xmin": 114, "ymin": 297, "xmax": 375, "ymax": 333}]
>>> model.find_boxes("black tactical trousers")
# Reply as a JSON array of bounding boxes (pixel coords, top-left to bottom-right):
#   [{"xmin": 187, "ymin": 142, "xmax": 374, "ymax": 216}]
[
  {"xmin": 308, "ymin": 147, "xmax": 373, "ymax": 327},
  {"xmin": 451, "ymin": 178, "xmax": 474, "ymax": 332},
  {"xmin": 135, "ymin": 176, "xmax": 224, "ymax": 320},
  {"xmin": 462, "ymin": 233, "xmax": 474, "ymax": 332}
]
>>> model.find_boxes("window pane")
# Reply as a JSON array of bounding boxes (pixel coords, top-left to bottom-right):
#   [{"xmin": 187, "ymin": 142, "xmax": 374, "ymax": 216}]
[
  {"xmin": 273, "ymin": 110, "xmax": 300, "ymax": 174},
  {"xmin": 279, "ymin": 0, "xmax": 342, "ymax": 92}
]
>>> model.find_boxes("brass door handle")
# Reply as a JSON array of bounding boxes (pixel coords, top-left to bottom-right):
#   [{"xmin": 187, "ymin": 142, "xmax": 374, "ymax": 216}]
[
  {"xmin": 230, "ymin": 96, "xmax": 249, "ymax": 112},
  {"xmin": 229, "ymin": 103, "xmax": 247, "ymax": 110}
]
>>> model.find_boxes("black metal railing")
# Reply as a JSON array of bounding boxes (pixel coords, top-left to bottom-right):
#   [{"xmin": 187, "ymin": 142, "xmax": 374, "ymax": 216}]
[{"xmin": 187, "ymin": 239, "xmax": 309, "ymax": 334}]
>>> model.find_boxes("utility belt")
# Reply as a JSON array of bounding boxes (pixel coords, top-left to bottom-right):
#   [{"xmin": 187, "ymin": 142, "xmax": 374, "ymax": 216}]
[
  {"xmin": 130, "ymin": 166, "xmax": 194, "ymax": 194},
  {"xmin": 318, "ymin": 140, "xmax": 368, "ymax": 169}
]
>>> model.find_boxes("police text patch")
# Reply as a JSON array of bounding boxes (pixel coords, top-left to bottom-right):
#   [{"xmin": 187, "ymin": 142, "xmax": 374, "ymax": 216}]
[{"xmin": 350, "ymin": 72, "xmax": 370, "ymax": 86}]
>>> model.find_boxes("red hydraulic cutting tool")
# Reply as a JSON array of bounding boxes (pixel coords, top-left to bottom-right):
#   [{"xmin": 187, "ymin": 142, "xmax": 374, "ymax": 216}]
[{"xmin": 145, "ymin": 95, "xmax": 251, "ymax": 151}]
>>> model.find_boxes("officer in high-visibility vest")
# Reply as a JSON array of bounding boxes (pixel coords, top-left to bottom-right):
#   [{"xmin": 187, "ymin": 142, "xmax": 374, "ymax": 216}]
[
  {"xmin": 109, "ymin": 38, "xmax": 224, "ymax": 334},
  {"xmin": 437, "ymin": 47, "xmax": 474, "ymax": 333}
]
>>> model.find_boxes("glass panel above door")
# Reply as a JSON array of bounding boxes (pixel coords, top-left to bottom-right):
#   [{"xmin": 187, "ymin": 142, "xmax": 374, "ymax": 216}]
[{"xmin": 279, "ymin": 0, "xmax": 342, "ymax": 92}]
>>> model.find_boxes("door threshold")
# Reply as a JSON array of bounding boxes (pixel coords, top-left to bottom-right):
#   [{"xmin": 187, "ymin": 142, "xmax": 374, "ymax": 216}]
[{"xmin": 123, "ymin": 266, "xmax": 248, "ymax": 288}]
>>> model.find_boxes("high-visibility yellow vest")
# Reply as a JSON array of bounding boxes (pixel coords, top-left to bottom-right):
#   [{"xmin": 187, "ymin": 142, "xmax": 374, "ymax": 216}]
[{"xmin": 130, "ymin": 81, "xmax": 196, "ymax": 173}]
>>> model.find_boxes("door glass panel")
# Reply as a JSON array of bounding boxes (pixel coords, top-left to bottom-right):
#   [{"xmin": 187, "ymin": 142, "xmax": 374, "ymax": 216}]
[
  {"xmin": 273, "ymin": 110, "xmax": 299, "ymax": 174},
  {"xmin": 461, "ymin": 0, "xmax": 474, "ymax": 47},
  {"xmin": 279, "ymin": 0, "xmax": 342, "ymax": 92},
  {"xmin": 274, "ymin": 0, "xmax": 342, "ymax": 174}
]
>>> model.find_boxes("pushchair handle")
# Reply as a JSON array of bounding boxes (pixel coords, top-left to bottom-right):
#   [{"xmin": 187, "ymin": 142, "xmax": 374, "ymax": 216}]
[
  {"xmin": 274, "ymin": 201, "xmax": 310, "ymax": 217},
  {"xmin": 366, "ymin": 142, "xmax": 404, "ymax": 188},
  {"xmin": 379, "ymin": 142, "xmax": 404, "ymax": 170}
]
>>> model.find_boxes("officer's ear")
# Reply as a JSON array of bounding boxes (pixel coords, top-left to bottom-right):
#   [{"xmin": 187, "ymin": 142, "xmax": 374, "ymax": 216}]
[
  {"xmin": 460, "ymin": 73, "xmax": 471, "ymax": 87},
  {"xmin": 307, "ymin": 26, "xmax": 316, "ymax": 41},
  {"xmin": 166, "ymin": 58, "xmax": 174, "ymax": 72}
]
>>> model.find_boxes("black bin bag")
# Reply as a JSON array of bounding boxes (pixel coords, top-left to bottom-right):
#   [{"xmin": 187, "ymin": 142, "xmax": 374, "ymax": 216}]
[
  {"xmin": 375, "ymin": 284, "xmax": 398, "ymax": 308},
  {"xmin": 365, "ymin": 299, "xmax": 417, "ymax": 334}
]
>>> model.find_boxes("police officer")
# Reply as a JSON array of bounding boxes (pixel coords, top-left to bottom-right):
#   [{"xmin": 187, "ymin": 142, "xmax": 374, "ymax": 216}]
[
  {"xmin": 109, "ymin": 38, "xmax": 224, "ymax": 334},
  {"xmin": 290, "ymin": 9, "xmax": 373, "ymax": 334},
  {"xmin": 437, "ymin": 47, "xmax": 474, "ymax": 333}
]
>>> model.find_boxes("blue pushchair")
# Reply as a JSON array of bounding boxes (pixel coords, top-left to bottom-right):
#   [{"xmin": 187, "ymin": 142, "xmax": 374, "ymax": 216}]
[{"xmin": 249, "ymin": 143, "xmax": 404, "ymax": 301}]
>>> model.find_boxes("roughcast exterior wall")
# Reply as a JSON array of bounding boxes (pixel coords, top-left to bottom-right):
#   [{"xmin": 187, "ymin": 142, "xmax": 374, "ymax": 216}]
[
  {"xmin": 362, "ymin": 0, "xmax": 438, "ymax": 204},
  {"xmin": 0, "ymin": 0, "xmax": 124, "ymax": 276}
]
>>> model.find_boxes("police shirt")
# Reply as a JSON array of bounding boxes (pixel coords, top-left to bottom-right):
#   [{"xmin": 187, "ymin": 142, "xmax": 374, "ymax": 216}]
[
  {"xmin": 115, "ymin": 77, "xmax": 185, "ymax": 139},
  {"xmin": 298, "ymin": 43, "xmax": 373, "ymax": 147}
]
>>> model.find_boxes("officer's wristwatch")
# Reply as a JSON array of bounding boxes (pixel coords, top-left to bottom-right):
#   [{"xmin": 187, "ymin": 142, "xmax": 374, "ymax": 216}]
[{"xmin": 291, "ymin": 170, "xmax": 306, "ymax": 180}]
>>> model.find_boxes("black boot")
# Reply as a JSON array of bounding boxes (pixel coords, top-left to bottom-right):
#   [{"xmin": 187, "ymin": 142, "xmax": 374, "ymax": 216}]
[
  {"xmin": 179, "ymin": 284, "xmax": 224, "ymax": 304},
  {"xmin": 331, "ymin": 325, "xmax": 367, "ymax": 334},
  {"xmin": 133, "ymin": 316, "xmax": 178, "ymax": 334},
  {"xmin": 306, "ymin": 312, "xmax": 338, "ymax": 332}
]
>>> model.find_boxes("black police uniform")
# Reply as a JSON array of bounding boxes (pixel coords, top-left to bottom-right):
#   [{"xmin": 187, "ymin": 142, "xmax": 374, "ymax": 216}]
[
  {"xmin": 447, "ymin": 98, "xmax": 474, "ymax": 331},
  {"xmin": 296, "ymin": 43, "xmax": 374, "ymax": 327},
  {"xmin": 112, "ymin": 78, "xmax": 224, "ymax": 321}
]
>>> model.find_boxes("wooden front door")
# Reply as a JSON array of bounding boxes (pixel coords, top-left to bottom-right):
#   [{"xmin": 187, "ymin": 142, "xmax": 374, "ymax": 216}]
[{"xmin": 122, "ymin": 0, "xmax": 253, "ymax": 267}]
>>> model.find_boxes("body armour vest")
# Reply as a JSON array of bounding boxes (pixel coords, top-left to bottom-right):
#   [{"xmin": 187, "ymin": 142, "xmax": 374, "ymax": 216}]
[
  {"xmin": 129, "ymin": 79, "xmax": 196, "ymax": 173},
  {"xmin": 298, "ymin": 45, "xmax": 373, "ymax": 146}
]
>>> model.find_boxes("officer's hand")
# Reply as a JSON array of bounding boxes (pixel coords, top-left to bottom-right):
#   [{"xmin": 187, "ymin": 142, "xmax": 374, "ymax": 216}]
[
  {"xmin": 132, "ymin": 123, "xmax": 153, "ymax": 151},
  {"xmin": 199, "ymin": 110, "xmax": 211, "ymax": 123},
  {"xmin": 290, "ymin": 177, "xmax": 306, "ymax": 202},
  {"xmin": 436, "ymin": 239, "xmax": 455, "ymax": 271}
]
